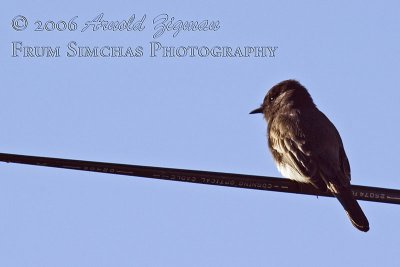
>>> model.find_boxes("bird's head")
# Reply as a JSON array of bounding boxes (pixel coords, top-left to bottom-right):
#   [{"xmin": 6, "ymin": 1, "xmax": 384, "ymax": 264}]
[{"xmin": 250, "ymin": 79, "xmax": 315, "ymax": 122}]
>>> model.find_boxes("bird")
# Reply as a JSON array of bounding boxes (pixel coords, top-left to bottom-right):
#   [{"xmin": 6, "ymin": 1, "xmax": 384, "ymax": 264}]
[{"xmin": 250, "ymin": 79, "xmax": 369, "ymax": 232}]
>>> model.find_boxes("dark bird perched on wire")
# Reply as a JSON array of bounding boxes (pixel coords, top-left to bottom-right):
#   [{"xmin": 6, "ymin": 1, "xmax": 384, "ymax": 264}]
[{"xmin": 250, "ymin": 79, "xmax": 369, "ymax": 232}]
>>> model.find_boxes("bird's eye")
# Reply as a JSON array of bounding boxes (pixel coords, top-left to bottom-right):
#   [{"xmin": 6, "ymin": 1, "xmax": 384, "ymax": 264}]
[{"xmin": 269, "ymin": 96, "xmax": 275, "ymax": 102}]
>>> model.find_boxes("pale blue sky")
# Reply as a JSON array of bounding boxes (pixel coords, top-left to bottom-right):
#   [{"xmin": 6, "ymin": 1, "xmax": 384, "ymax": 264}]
[{"xmin": 1, "ymin": 1, "xmax": 400, "ymax": 266}]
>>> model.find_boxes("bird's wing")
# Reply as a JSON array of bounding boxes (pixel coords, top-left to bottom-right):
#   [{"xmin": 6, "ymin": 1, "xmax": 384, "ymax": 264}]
[
  {"xmin": 268, "ymin": 116, "xmax": 325, "ymax": 190},
  {"xmin": 313, "ymin": 111, "xmax": 351, "ymax": 186},
  {"xmin": 339, "ymin": 142, "xmax": 351, "ymax": 181}
]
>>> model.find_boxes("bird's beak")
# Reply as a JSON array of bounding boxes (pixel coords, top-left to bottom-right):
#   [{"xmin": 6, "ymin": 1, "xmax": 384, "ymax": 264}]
[{"xmin": 249, "ymin": 106, "xmax": 263, "ymax": 114}]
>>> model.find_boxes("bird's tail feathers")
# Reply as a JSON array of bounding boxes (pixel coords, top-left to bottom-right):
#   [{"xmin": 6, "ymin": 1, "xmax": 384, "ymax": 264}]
[{"xmin": 328, "ymin": 183, "xmax": 370, "ymax": 232}]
